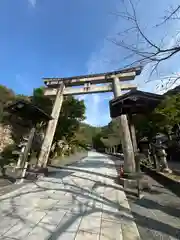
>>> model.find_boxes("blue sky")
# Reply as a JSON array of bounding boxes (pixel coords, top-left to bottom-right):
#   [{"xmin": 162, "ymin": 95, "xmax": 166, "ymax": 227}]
[{"xmin": 0, "ymin": 0, "xmax": 180, "ymax": 126}]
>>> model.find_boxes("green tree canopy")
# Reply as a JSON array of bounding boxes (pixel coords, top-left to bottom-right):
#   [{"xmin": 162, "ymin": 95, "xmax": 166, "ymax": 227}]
[
  {"xmin": 155, "ymin": 94, "xmax": 180, "ymax": 134},
  {"xmin": 75, "ymin": 122, "xmax": 100, "ymax": 146},
  {"xmin": 92, "ymin": 132, "xmax": 105, "ymax": 150},
  {"xmin": 0, "ymin": 85, "xmax": 87, "ymax": 153},
  {"xmin": 0, "ymin": 85, "xmax": 15, "ymax": 122},
  {"xmin": 134, "ymin": 93, "xmax": 180, "ymax": 140},
  {"xmin": 32, "ymin": 88, "xmax": 86, "ymax": 144},
  {"xmin": 55, "ymin": 96, "xmax": 86, "ymax": 142},
  {"xmin": 31, "ymin": 87, "xmax": 53, "ymax": 115},
  {"xmin": 92, "ymin": 119, "xmax": 122, "ymax": 150}
]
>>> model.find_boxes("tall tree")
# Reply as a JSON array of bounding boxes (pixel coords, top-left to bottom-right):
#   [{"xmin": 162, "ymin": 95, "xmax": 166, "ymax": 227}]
[
  {"xmin": 155, "ymin": 94, "xmax": 180, "ymax": 134},
  {"xmin": 92, "ymin": 119, "xmax": 122, "ymax": 150},
  {"xmin": 32, "ymin": 87, "xmax": 53, "ymax": 115},
  {"xmin": 54, "ymin": 96, "xmax": 86, "ymax": 142},
  {"xmin": 134, "ymin": 93, "xmax": 180, "ymax": 140},
  {"xmin": 0, "ymin": 85, "xmax": 15, "ymax": 122},
  {"xmin": 92, "ymin": 132, "xmax": 105, "ymax": 150},
  {"xmin": 32, "ymin": 88, "xmax": 86, "ymax": 147}
]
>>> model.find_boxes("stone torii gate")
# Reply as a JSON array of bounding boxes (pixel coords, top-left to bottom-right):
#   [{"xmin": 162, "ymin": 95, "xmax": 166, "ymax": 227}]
[{"xmin": 38, "ymin": 66, "xmax": 142, "ymax": 174}]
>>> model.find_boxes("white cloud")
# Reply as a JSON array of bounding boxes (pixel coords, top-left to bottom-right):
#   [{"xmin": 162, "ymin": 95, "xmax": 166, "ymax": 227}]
[
  {"xmin": 75, "ymin": 87, "xmax": 113, "ymax": 126},
  {"xmin": 14, "ymin": 74, "xmax": 35, "ymax": 95},
  {"xmin": 28, "ymin": 0, "xmax": 36, "ymax": 8},
  {"xmin": 81, "ymin": 93, "xmax": 112, "ymax": 126},
  {"xmin": 75, "ymin": 95, "xmax": 87, "ymax": 101},
  {"xmin": 15, "ymin": 74, "xmax": 30, "ymax": 91},
  {"xmin": 84, "ymin": 94, "xmax": 102, "ymax": 126},
  {"xmin": 93, "ymin": 94, "xmax": 100, "ymax": 105}
]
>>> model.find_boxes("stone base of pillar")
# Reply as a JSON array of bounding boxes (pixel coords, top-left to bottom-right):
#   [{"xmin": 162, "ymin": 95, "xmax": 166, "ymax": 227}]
[
  {"xmin": 28, "ymin": 167, "xmax": 49, "ymax": 178},
  {"xmin": 16, "ymin": 167, "xmax": 49, "ymax": 183},
  {"xmin": 123, "ymin": 172, "xmax": 142, "ymax": 179},
  {"xmin": 117, "ymin": 175, "xmax": 151, "ymax": 192}
]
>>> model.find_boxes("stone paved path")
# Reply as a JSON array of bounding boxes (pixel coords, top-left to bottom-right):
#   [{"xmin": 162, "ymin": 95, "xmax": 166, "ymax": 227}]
[{"xmin": 0, "ymin": 152, "xmax": 140, "ymax": 240}]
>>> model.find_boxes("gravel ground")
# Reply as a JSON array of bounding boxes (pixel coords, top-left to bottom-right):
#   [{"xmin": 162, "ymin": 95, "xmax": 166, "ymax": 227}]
[
  {"xmin": 108, "ymin": 153, "xmax": 180, "ymax": 239},
  {"xmin": 127, "ymin": 175, "xmax": 180, "ymax": 240}
]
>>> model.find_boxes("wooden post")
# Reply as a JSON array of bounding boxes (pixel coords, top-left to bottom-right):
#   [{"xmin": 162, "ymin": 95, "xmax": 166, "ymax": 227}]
[
  {"xmin": 113, "ymin": 77, "xmax": 136, "ymax": 173},
  {"xmin": 37, "ymin": 83, "xmax": 65, "ymax": 168},
  {"xmin": 113, "ymin": 146, "xmax": 116, "ymax": 154},
  {"xmin": 16, "ymin": 146, "xmax": 25, "ymax": 168},
  {"xmin": 128, "ymin": 114, "xmax": 138, "ymax": 153},
  {"xmin": 18, "ymin": 162, "xmax": 29, "ymax": 184},
  {"xmin": 22, "ymin": 127, "xmax": 36, "ymax": 165},
  {"xmin": 18, "ymin": 127, "xmax": 36, "ymax": 183}
]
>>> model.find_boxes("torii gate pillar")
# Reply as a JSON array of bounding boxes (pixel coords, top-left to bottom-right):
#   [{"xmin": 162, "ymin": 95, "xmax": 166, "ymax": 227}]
[
  {"xmin": 112, "ymin": 77, "xmax": 136, "ymax": 174},
  {"xmin": 38, "ymin": 83, "xmax": 65, "ymax": 167}
]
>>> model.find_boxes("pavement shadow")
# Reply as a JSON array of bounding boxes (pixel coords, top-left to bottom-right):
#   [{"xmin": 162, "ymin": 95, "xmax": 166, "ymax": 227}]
[
  {"xmin": 0, "ymin": 176, "xmax": 180, "ymax": 239},
  {"xmin": 130, "ymin": 209, "xmax": 180, "ymax": 239},
  {"xmin": 86, "ymin": 156, "xmax": 108, "ymax": 159},
  {"xmin": 50, "ymin": 165, "xmax": 117, "ymax": 181},
  {"xmin": 47, "ymin": 169, "xmax": 74, "ymax": 179},
  {"xmin": 131, "ymin": 196, "xmax": 180, "ymax": 219},
  {"xmin": 105, "ymin": 154, "xmax": 124, "ymax": 174},
  {"xmin": 1, "ymin": 176, "xmax": 180, "ymax": 240},
  {"xmin": 0, "ymin": 154, "xmax": 180, "ymax": 239},
  {"xmin": 127, "ymin": 174, "xmax": 180, "ymax": 239},
  {"xmin": 42, "ymin": 179, "xmax": 180, "ymax": 240},
  {"xmin": 0, "ymin": 175, "xmax": 16, "ymax": 184},
  {"xmin": 67, "ymin": 160, "xmax": 114, "ymax": 169}
]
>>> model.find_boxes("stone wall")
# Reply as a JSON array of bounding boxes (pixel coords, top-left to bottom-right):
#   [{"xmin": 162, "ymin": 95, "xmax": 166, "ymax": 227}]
[{"xmin": 0, "ymin": 124, "xmax": 14, "ymax": 153}]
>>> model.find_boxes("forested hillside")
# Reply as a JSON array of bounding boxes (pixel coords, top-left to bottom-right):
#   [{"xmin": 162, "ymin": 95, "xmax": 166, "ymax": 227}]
[
  {"xmin": 0, "ymin": 85, "xmax": 87, "ymax": 163},
  {"xmin": 75, "ymin": 122, "xmax": 100, "ymax": 146},
  {"xmin": 1, "ymin": 82, "xmax": 180, "ymax": 163},
  {"xmin": 91, "ymin": 119, "xmax": 122, "ymax": 151},
  {"xmin": 0, "ymin": 84, "xmax": 119, "ymax": 160},
  {"xmin": 91, "ymin": 89, "xmax": 180, "ymax": 152},
  {"xmin": 0, "ymin": 83, "xmax": 123, "ymax": 162}
]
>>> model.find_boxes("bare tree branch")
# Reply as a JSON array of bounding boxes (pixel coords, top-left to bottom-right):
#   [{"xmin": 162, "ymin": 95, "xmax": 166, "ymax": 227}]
[
  {"xmin": 110, "ymin": 0, "xmax": 180, "ymax": 87},
  {"xmin": 156, "ymin": 5, "xmax": 180, "ymax": 26}
]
